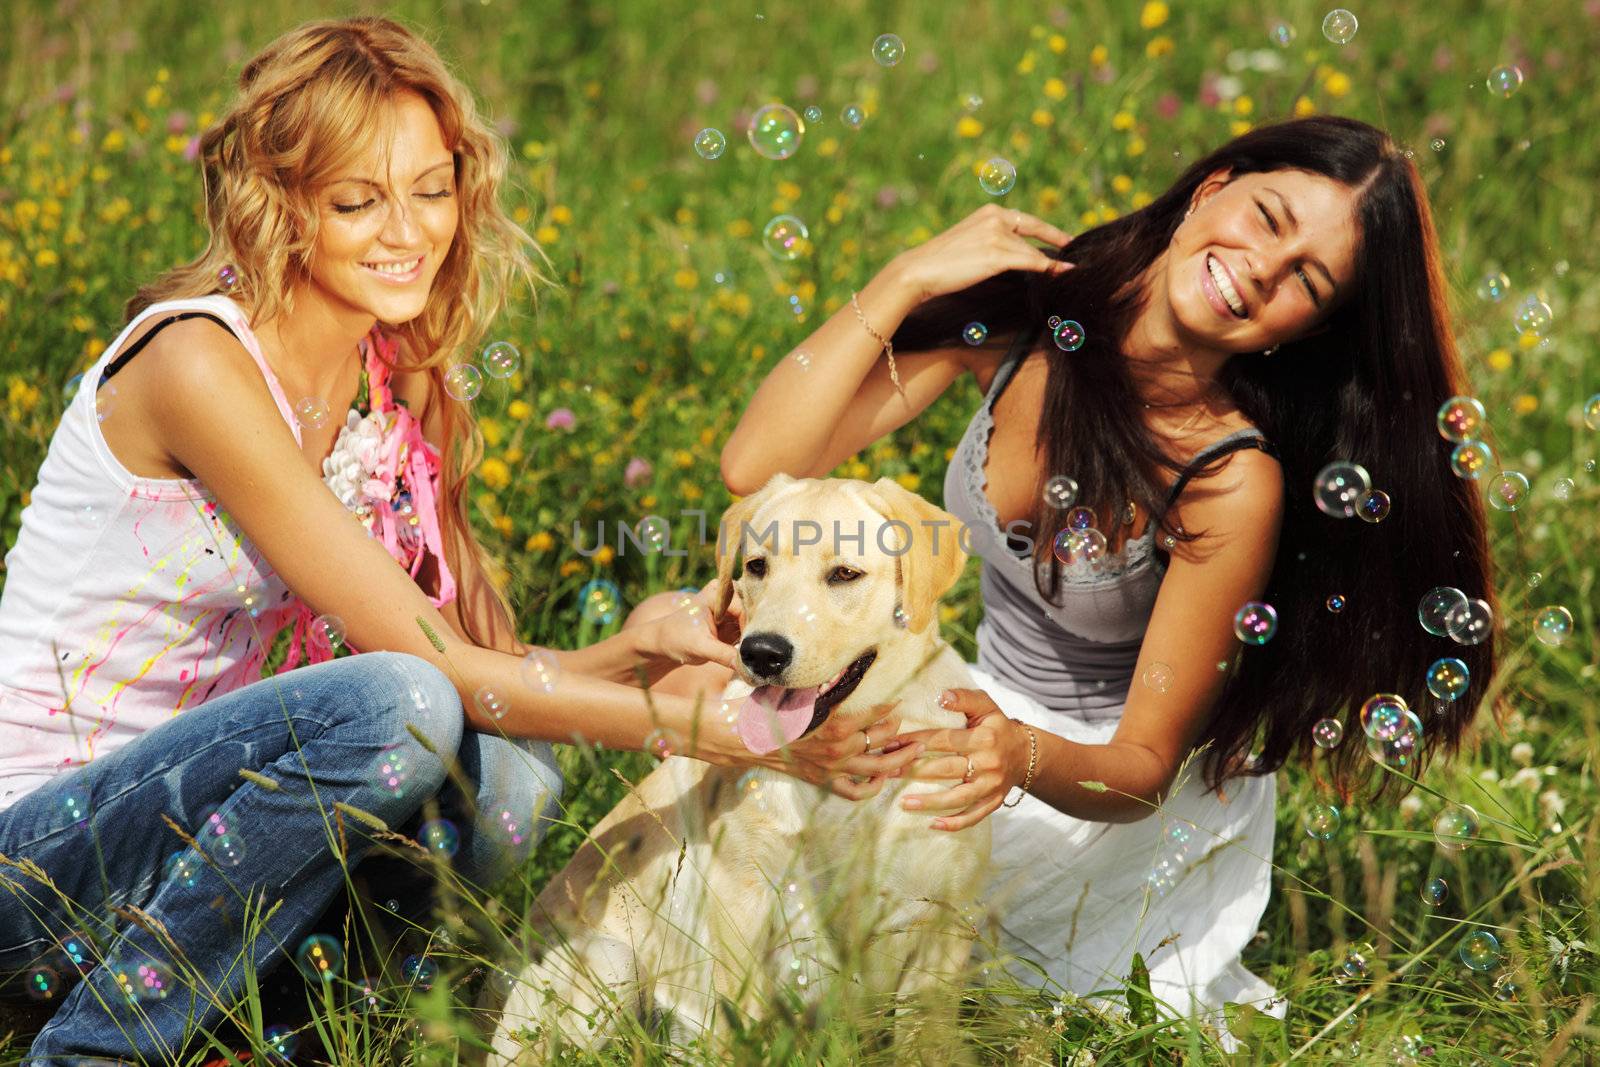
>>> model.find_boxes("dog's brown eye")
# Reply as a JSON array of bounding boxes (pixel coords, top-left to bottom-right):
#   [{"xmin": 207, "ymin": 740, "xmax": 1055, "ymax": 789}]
[
  {"xmin": 827, "ymin": 565, "xmax": 862, "ymax": 584},
  {"xmin": 743, "ymin": 558, "xmax": 767, "ymax": 578}
]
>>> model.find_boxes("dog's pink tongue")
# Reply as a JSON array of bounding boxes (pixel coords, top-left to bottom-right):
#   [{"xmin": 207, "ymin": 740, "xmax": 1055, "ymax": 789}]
[{"xmin": 735, "ymin": 685, "xmax": 821, "ymax": 755}]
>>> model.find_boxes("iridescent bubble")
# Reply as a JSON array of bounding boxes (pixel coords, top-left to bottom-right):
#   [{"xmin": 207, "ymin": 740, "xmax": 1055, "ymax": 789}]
[
  {"xmin": 1436, "ymin": 395, "xmax": 1486, "ymax": 441},
  {"xmin": 1233, "ymin": 601, "xmax": 1278, "ymax": 645},
  {"xmin": 645, "ymin": 727, "xmax": 683, "ymax": 758},
  {"xmin": 1426, "ymin": 657, "xmax": 1470, "ymax": 701},
  {"xmin": 962, "ymin": 321, "xmax": 989, "ymax": 345},
  {"xmin": 1450, "ymin": 439, "xmax": 1495, "ymax": 480},
  {"xmin": 632, "ymin": 515, "xmax": 671, "ymax": 554},
  {"xmin": 311, "ymin": 614, "xmax": 345, "ymax": 653},
  {"xmin": 1047, "ymin": 315, "xmax": 1063, "ymax": 330},
  {"xmin": 372, "ymin": 747, "xmax": 412, "ymax": 798},
  {"xmin": 112, "ymin": 959, "xmax": 174, "ymax": 1002},
  {"xmin": 693, "ymin": 127, "xmax": 726, "ymax": 160},
  {"xmin": 1312, "ymin": 718, "xmax": 1344, "ymax": 748},
  {"xmin": 1321, "ymin": 8, "xmax": 1358, "ymax": 44},
  {"xmin": 1052, "ymin": 319, "xmax": 1085, "ymax": 352},
  {"xmin": 1313, "ymin": 461, "xmax": 1372, "ymax": 518},
  {"xmin": 1513, "ymin": 295, "xmax": 1552, "ymax": 336},
  {"xmin": 978, "ymin": 157, "xmax": 1017, "ymax": 196},
  {"xmin": 1052, "ymin": 527, "xmax": 1107, "ymax": 566},
  {"xmin": 1341, "ymin": 947, "xmax": 1370, "ymax": 979},
  {"xmin": 1487, "ymin": 470, "xmax": 1529, "ymax": 511},
  {"xmin": 803, "ymin": 105, "xmax": 822, "ymax": 123},
  {"xmin": 964, "ymin": 92, "xmax": 984, "ymax": 111},
  {"xmin": 1269, "ymin": 22, "xmax": 1296, "ymax": 46},
  {"xmin": 1444, "ymin": 597, "xmax": 1493, "ymax": 645},
  {"xmin": 1431, "ymin": 137, "xmax": 1447, "ymax": 152},
  {"xmin": 762, "ymin": 214, "xmax": 811, "ymax": 260},
  {"xmin": 1359, "ymin": 693, "xmax": 1410, "ymax": 739},
  {"xmin": 872, "ymin": 33, "xmax": 906, "ymax": 66},
  {"xmin": 840, "ymin": 104, "xmax": 865, "ymax": 129},
  {"xmin": 1582, "ymin": 393, "xmax": 1600, "ymax": 431},
  {"xmin": 495, "ymin": 805, "xmax": 529, "ymax": 845},
  {"xmin": 1433, "ymin": 804, "xmax": 1480, "ymax": 851},
  {"xmin": 790, "ymin": 349, "xmax": 812, "ymax": 371},
  {"xmin": 218, "ymin": 264, "xmax": 239, "ymax": 290},
  {"xmin": 579, "ymin": 578, "xmax": 622, "ymax": 624},
  {"xmin": 443, "ymin": 363, "xmax": 483, "ymax": 402},
  {"xmin": 24, "ymin": 965, "xmax": 62, "ymax": 1002},
  {"xmin": 1458, "ymin": 930, "xmax": 1501, "ymax": 972},
  {"xmin": 1475, "ymin": 272, "xmax": 1510, "ymax": 302},
  {"xmin": 1486, "ymin": 64, "xmax": 1524, "ymax": 98},
  {"xmin": 1326, "ymin": 594, "xmax": 1346, "ymax": 613},
  {"xmin": 480, "ymin": 341, "xmax": 520, "ymax": 379},
  {"xmin": 475, "ymin": 686, "xmax": 508, "ymax": 721},
  {"xmin": 402, "ymin": 954, "xmax": 437, "ymax": 990},
  {"xmin": 1420, "ymin": 877, "xmax": 1449, "ymax": 907},
  {"xmin": 747, "ymin": 104, "xmax": 805, "ymax": 160},
  {"xmin": 1302, "ymin": 802, "xmax": 1341, "ymax": 840},
  {"xmin": 296, "ymin": 934, "xmax": 344, "ymax": 983},
  {"xmin": 95, "ymin": 380, "xmax": 118, "ymax": 424},
  {"xmin": 59, "ymin": 785, "xmax": 91, "ymax": 826},
  {"xmin": 418, "ymin": 818, "xmax": 459, "ymax": 858},
  {"xmin": 294, "ymin": 396, "xmax": 330, "ymax": 430},
  {"xmin": 209, "ymin": 833, "xmax": 246, "ymax": 867},
  {"xmin": 520, "ymin": 647, "xmax": 561, "ymax": 692},
  {"xmin": 1356, "ymin": 489, "xmax": 1391, "ymax": 523},
  {"xmin": 1042, "ymin": 475, "xmax": 1079, "ymax": 509},
  {"xmin": 263, "ymin": 1024, "xmax": 299, "ymax": 1063},
  {"xmin": 1364, "ymin": 709, "xmax": 1423, "ymax": 770},
  {"xmin": 1418, "ymin": 586, "xmax": 1468, "ymax": 636},
  {"xmin": 1141, "ymin": 662, "xmax": 1175, "ymax": 693},
  {"xmin": 1533, "ymin": 605, "xmax": 1573, "ymax": 647}
]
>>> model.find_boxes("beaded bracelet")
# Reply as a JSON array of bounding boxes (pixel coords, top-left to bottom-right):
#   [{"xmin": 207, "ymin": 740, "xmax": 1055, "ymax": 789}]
[
  {"xmin": 851, "ymin": 291, "xmax": 906, "ymax": 398},
  {"xmin": 1002, "ymin": 723, "xmax": 1039, "ymax": 807}
]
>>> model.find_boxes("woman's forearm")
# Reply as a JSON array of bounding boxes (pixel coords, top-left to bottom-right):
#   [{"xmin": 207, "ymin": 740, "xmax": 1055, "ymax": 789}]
[
  {"xmin": 720, "ymin": 262, "xmax": 919, "ymax": 493},
  {"xmin": 1024, "ymin": 730, "xmax": 1177, "ymax": 823},
  {"xmin": 540, "ymin": 629, "xmax": 655, "ymax": 685}
]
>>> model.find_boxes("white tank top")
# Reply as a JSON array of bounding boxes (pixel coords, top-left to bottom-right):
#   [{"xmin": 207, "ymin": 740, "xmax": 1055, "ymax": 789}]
[{"xmin": 0, "ymin": 295, "xmax": 306, "ymax": 812}]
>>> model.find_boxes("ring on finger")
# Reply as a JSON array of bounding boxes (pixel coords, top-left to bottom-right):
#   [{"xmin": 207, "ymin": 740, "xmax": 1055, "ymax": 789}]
[
  {"xmin": 860, "ymin": 729, "xmax": 873, "ymax": 756},
  {"xmin": 963, "ymin": 756, "xmax": 975, "ymax": 783},
  {"xmin": 1011, "ymin": 209, "xmax": 1023, "ymax": 232}
]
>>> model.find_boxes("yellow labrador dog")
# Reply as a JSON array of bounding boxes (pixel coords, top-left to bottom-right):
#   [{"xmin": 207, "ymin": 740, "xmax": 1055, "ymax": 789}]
[{"xmin": 484, "ymin": 474, "xmax": 988, "ymax": 1061}]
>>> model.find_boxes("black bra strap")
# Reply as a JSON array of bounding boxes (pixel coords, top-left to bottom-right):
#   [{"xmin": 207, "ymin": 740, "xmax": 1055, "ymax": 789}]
[
  {"xmin": 98, "ymin": 311, "xmax": 240, "ymax": 389},
  {"xmin": 1161, "ymin": 433, "xmax": 1280, "ymax": 510},
  {"xmin": 987, "ymin": 326, "xmax": 1045, "ymax": 407}
]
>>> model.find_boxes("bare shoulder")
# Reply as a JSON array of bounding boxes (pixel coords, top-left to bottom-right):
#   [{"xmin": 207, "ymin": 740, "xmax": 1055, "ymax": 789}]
[
  {"xmin": 959, "ymin": 332, "xmax": 1023, "ymax": 394},
  {"xmin": 138, "ymin": 316, "xmax": 280, "ymax": 429},
  {"xmin": 1183, "ymin": 438, "xmax": 1284, "ymax": 530}
]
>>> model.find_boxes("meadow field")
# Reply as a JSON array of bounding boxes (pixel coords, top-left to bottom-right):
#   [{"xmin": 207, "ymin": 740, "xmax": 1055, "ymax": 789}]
[{"xmin": 1, "ymin": 0, "xmax": 1598, "ymax": 1062}]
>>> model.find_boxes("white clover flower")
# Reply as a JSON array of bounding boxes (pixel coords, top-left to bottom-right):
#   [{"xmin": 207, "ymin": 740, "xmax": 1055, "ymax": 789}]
[
  {"xmin": 1539, "ymin": 789, "xmax": 1566, "ymax": 820},
  {"xmin": 1510, "ymin": 741, "xmax": 1535, "ymax": 766},
  {"xmin": 1507, "ymin": 766, "xmax": 1542, "ymax": 791},
  {"xmin": 1399, "ymin": 794, "xmax": 1424, "ymax": 819}
]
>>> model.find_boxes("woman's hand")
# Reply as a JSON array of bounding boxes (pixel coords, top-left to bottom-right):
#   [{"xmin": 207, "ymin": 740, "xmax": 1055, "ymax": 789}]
[
  {"xmin": 887, "ymin": 203, "xmax": 1076, "ymax": 307},
  {"xmin": 632, "ymin": 579, "xmax": 742, "ymax": 683},
  {"xmin": 893, "ymin": 688, "xmax": 1032, "ymax": 831}
]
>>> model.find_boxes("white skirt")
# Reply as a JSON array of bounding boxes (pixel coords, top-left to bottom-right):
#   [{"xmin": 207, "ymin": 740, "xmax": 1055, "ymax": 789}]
[{"xmin": 967, "ymin": 664, "xmax": 1286, "ymax": 1030}]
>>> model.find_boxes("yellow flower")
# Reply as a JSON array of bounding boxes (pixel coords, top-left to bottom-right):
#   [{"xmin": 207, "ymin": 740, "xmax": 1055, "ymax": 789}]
[
  {"xmin": 478, "ymin": 457, "xmax": 511, "ymax": 490},
  {"xmin": 584, "ymin": 81, "xmax": 602, "ymax": 100},
  {"xmin": 777, "ymin": 180, "xmax": 802, "ymax": 200},
  {"xmin": 1038, "ymin": 188, "xmax": 1062, "ymax": 211},
  {"xmin": 1031, "ymin": 108, "xmax": 1054, "ymax": 128},
  {"xmin": 1486, "ymin": 348, "xmax": 1512, "ymax": 371},
  {"xmin": 895, "ymin": 472, "xmax": 921, "ymax": 492},
  {"xmin": 940, "ymin": 604, "xmax": 961, "ymax": 624},
  {"xmin": 508, "ymin": 399, "xmax": 532, "ymax": 421},
  {"xmin": 1099, "ymin": 206, "xmax": 1119, "ymax": 222},
  {"xmin": 1234, "ymin": 95, "xmax": 1255, "ymax": 117},
  {"xmin": 101, "ymin": 129, "xmax": 125, "ymax": 153},
  {"xmin": 521, "ymin": 140, "xmax": 546, "ymax": 160},
  {"xmin": 595, "ymin": 545, "xmax": 616, "ymax": 566},
  {"xmin": 1517, "ymin": 331, "xmax": 1540, "ymax": 350},
  {"xmin": 1131, "ymin": 191, "xmax": 1153, "ymax": 209},
  {"xmin": 156, "ymin": 67, "xmax": 170, "ymax": 83},
  {"xmin": 1048, "ymin": 33, "xmax": 1068, "ymax": 55},
  {"xmin": 1111, "ymin": 174, "xmax": 1133, "ymax": 195},
  {"xmin": 673, "ymin": 268, "xmax": 698, "ymax": 290},
  {"xmin": 504, "ymin": 446, "xmax": 524, "ymax": 464},
  {"xmin": 956, "ymin": 116, "xmax": 983, "ymax": 138},
  {"xmin": 1044, "ymin": 77, "xmax": 1068, "ymax": 101},
  {"xmin": 817, "ymin": 137, "xmax": 839, "ymax": 158},
  {"xmin": 1230, "ymin": 120, "xmax": 1253, "ymax": 137},
  {"xmin": 560, "ymin": 559, "xmax": 584, "ymax": 577},
  {"xmin": 85, "ymin": 338, "xmax": 106, "ymax": 360},
  {"xmin": 726, "ymin": 219, "xmax": 754, "ymax": 238},
  {"xmin": 144, "ymin": 85, "xmax": 164, "ymax": 108},
  {"xmin": 1017, "ymin": 51, "xmax": 1037, "ymax": 75},
  {"xmin": 847, "ymin": 460, "xmax": 871, "ymax": 479},
  {"xmin": 34, "ymin": 249, "xmax": 58, "ymax": 267},
  {"xmin": 1079, "ymin": 209, "xmax": 1099, "ymax": 227},
  {"xmin": 1089, "ymin": 44, "xmax": 1109, "ymax": 66},
  {"xmin": 1294, "ymin": 96, "xmax": 1317, "ymax": 117},
  {"xmin": 8, "ymin": 377, "xmax": 41, "ymax": 416},
  {"xmin": 550, "ymin": 204, "xmax": 573, "ymax": 224},
  {"xmin": 1112, "ymin": 111, "xmax": 1135, "ymax": 131},
  {"xmin": 1140, "ymin": 1, "xmax": 1170, "ymax": 29},
  {"xmin": 1128, "ymin": 136, "xmax": 1147, "ymax": 157},
  {"xmin": 525, "ymin": 531, "xmax": 554, "ymax": 552},
  {"xmin": 535, "ymin": 225, "xmax": 559, "ymax": 244},
  {"xmin": 1513, "ymin": 394, "xmax": 1538, "ymax": 415},
  {"xmin": 492, "ymin": 515, "xmax": 514, "ymax": 537},
  {"xmin": 1324, "ymin": 72, "xmax": 1352, "ymax": 98},
  {"xmin": 1146, "ymin": 36, "xmax": 1174, "ymax": 59},
  {"xmin": 673, "ymin": 449, "xmax": 695, "ymax": 469}
]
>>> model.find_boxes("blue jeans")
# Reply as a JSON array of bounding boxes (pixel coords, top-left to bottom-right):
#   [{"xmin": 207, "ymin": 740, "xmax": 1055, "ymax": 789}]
[{"xmin": 0, "ymin": 651, "xmax": 563, "ymax": 1065}]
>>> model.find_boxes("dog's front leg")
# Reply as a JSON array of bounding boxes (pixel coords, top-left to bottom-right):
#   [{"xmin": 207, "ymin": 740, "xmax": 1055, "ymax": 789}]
[{"xmin": 865, "ymin": 898, "xmax": 981, "ymax": 1063}]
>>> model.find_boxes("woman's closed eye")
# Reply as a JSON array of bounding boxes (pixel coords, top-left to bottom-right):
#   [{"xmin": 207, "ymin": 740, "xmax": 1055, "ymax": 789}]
[
  {"xmin": 334, "ymin": 190, "xmax": 453, "ymax": 214},
  {"xmin": 1255, "ymin": 200, "xmax": 1320, "ymax": 304}
]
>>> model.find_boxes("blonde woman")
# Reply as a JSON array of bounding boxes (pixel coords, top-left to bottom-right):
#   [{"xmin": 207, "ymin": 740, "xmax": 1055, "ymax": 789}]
[{"xmin": 0, "ymin": 17, "xmax": 912, "ymax": 1062}]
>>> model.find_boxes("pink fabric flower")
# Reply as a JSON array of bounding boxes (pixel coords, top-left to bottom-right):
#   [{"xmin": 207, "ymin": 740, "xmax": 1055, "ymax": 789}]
[
  {"xmin": 624, "ymin": 457, "xmax": 653, "ymax": 487},
  {"xmin": 546, "ymin": 408, "xmax": 576, "ymax": 431}
]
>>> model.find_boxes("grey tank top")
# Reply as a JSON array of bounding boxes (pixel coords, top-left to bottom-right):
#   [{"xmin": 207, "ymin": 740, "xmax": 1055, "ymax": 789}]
[{"xmin": 942, "ymin": 329, "xmax": 1275, "ymax": 723}]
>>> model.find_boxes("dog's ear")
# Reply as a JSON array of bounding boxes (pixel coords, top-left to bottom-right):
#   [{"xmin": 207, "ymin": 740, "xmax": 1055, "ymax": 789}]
[
  {"xmin": 864, "ymin": 477, "xmax": 969, "ymax": 633},
  {"xmin": 713, "ymin": 473, "xmax": 795, "ymax": 622}
]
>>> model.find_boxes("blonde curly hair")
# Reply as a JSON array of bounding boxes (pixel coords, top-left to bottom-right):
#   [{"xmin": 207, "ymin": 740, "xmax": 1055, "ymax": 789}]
[{"xmin": 128, "ymin": 14, "xmax": 550, "ymax": 651}]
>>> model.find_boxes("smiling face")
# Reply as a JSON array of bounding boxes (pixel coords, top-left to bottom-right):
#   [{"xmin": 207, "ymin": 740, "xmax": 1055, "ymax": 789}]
[
  {"xmin": 1163, "ymin": 166, "xmax": 1363, "ymax": 352},
  {"xmin": 306, "ymin": 89, "xmax": 460, "ymax": 324}
]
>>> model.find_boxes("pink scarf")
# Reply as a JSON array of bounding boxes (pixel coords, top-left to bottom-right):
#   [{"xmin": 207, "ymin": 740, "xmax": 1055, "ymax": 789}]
[{"xmin": 278, "ymin": 325, "xmax": 457, "ymax": 672}]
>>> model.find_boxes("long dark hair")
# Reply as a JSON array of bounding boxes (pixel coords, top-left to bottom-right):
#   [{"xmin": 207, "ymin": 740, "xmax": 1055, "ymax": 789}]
[{"xmin": 897, "ymin": 116, "xmax": 1496, "ymax": 796}]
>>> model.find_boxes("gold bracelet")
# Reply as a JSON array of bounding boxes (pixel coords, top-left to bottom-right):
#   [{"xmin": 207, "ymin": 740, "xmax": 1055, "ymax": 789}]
[
  {"xmin": 1003, "ymin": 723, "xmax": 1039, "ymax": 807},
  {"xmin": 850, "ymin": 290, "xmax": 906, "ymax": 398}
]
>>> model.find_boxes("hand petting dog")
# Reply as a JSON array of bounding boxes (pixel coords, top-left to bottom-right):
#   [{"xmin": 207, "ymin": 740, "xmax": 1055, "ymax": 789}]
[{"xmin": 894, "ymin": 688, "xmax": 1031, "ymax": 831}]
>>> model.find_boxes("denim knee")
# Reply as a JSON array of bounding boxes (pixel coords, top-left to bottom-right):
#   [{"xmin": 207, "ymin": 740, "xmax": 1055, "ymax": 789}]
[
  {"xmin": 463, "ymin": 736, "xmax": 564, "ymax": 884},
  {"xmin": 348, "ymin": 652, "xmax": 466, "ymax": 820},
  {"xmin": 373, "ymin": 652, "xmax": 467, "ymax": 757}
]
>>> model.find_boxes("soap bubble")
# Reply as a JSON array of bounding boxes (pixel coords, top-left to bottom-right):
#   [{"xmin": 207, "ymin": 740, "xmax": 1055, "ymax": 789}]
[
  {"xmin": 1064, "ymin": 506, "xmax": 1096, "ymax": 531},
  {"xmin": 962, "ymin": 322, "xmax": 989, "ymax": 345},
  {"xmin": 632, "ymin": 515, "xmax": 671, "ymax": 554},
  {"xmin": 1513, "ymin": 295, "xmax": 1552, "ymax": 336},
  {"xmin": 645, "ymin": 727, "xmax": 683, "ymax": 758},
  {"xmin": 294, "ymin": 396, "xmax": 330, "ymax": 430},
  {"xmin": 762, "ymin": 214, "xmax": 811, "ymax": 260},
  {"xmin": 296, "ymin": 934, "xmax": 344, "ymax": 983},
  {"xmin": 311, "ymin": 614, "xmax": 345, "ymax": 653},
  {"xmin": 1365, "ymin": 709, "xmax": 1422, "ymax": 770},
  {"xmin": 1321, "ymin": 9, "xmax": 1358, "ymax": 44},
  {"xmin": 1047, "ymin": 315, "xmax": 1063, "ymax": 330},
  {"xmin": 1450, "ymin": 440, "xmax": 1494, "ymax": 480},
  {"xmin": 1359, "ymin": 693, "xmax": 1410, "ymax": 739},
  {"xmin": 747, "ymin": 104, "xmax": 804, "ymax": 160},
  {"xmin": 1052, "ymin": 319, "xmax": 1086, "ymax": 352},
  {"xmin": 1052, "ymin": 527, "xmax": 1107, "ymax": 566},
  {"xmin": 1312, "ymin": 718, "xmax": 1345, "ymax": 748},
  {"xmin": 1043, "ymin": 475, "xmax": 1079, "ymax": 509},
  {"xmin": 1436, "ymin": 396, "xmax": 1486, "ymax": 441},
  {"xmin": 418, "ymin": 818, "xmax": 459, "ymax": 858},
  {"xmin": 693, "ymin": 127, "xmax": 726, "ymax": 159},
  {"xmin": 840, "ymin": 104, "xmax": 865, "ymax": 129},
  {"xmin": 1341, "ymin": 947, "xmax": 1370, "ymax": 979},
  {"xmin": 208, "ymin": 833, "xmax": 246, "ymax": 868},
  {"xmin": 803, "ymin": 105, "xmax": 822, "ymax": 123},
  {"xmin": 443, "ymin": 363, "xmax": 483, "ymax": 402},
  {"xmin": 402, "ymin": 954, "xmax": 438, "ymax": 990},
  {"xmin": 1313, "ymin": 461, "xmax": 1372, "ymax": 518},
  {"xmin": 1233, "ymin": 601, "xmax": 1278, "ymax": 645},
  {"xmin": 1581, "ymin": 392, "xmax": 1600, "ymax": 430},
  {"xmin": 579, "ymin": 579, "xmax": 622, "ymax": 624},
  {"xmin": 1426, "ymin": 657, "xmax": 1470, "ymax": 701},
  {"xmin": 23, "ymin": 965, "xmax": 62, "ymax": 1002},
  {"xmin": 1486, "ymin": 64, "xmax": 1524, "ymax": 98},
  {"xmin": 262, "ymin": 1024, "xmax": 298, "ymax": 1062},
  {"xmin": 1431, "ymin": 137, "xmax": 1447, "ymax": 152},
  {"xmin": 1326, "ymin": 594, "xmax": 1346, "ymax": 613},
  {"xmin": 872, "ymin": 33, "xmax": 906, "ymax": 66},
  {"xmin": 1487, "ymin": 471, "xmax": 1529, "ymax": 511},
  {"xmin": 1141, "ymin": 662, "xmax": 1175, "ymax": 693},
  {"xmin": 1302, "ymin": 803, "xmax": 1341, "ymax": 840},
  {"xmin": 1418, "ymin": 586, "xmax": 1468, "ymax": 636},
  {"xmin": 480, "ymin": 340, "xmax": 521, "ymax": 379},
  {"xmin": 474, "ymin": 686, "xmax": 508, "ymax": 721},
  {"xmin": 1474, "ymin": 272, "xmax": 1510, "ymax": 302},
  {"xmin": 111, "ymin": 959, "xmax": 174, "ymax": 1002},
  {"xmin": 1356, "ymin": 489, "xmax": 1391, "ymax": 523},
  {"xmin": 1457, "ymin": 930, "xmax": 1500, "ymax": 972},
  {"xmin": 1433, "ymin": 804, "xmax": 1480, "ymax": 851},
  {"xmin": 1420, "ymin": 877, "xmax": 1449, "ymax": 907},
  {"xmin": 1444, "ymin": 597, "xmax": 1493, "ymax": 645},
  {"xmin": 1269, "ymin": 22, "xmax": 1296, "ymax": 46},
  {"xmin": 978, "ymin": 157, "xmax": 1017, "ymax": 196},
  {"xmin": 1533, "ymin": 605, "xmax": 1573, "ymax": 647},
  {"xmin": 520, "ymin": 647, "xmax": 561, "ymax": 692}
]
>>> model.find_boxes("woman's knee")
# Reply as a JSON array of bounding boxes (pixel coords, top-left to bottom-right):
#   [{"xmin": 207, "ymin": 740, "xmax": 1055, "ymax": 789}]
[
  {"xmin": 345, "ymin": 652, "xmax": 467, "ymax": 806},
  {"xmin": 621, "ymin": 589, "xmax": 687, "ymax": 631},
  {"xmin": 474, "ymin": 736, "xmax": 564, "ymax": 843}
]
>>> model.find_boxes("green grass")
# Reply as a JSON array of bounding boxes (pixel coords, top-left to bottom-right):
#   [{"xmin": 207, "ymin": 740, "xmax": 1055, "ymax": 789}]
[{"xmin": 2, "ymin": 0, "xmax": 1598, "ymax": 1062}]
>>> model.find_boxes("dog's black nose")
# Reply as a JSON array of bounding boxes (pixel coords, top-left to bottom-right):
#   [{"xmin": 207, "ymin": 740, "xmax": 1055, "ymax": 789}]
[{"xmin": 740, "ymin": 632, "xmax": 793, "ymax": 679}]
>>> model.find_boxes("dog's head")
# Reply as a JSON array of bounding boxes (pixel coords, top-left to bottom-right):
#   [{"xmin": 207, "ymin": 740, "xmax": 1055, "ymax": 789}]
[{"xmin": 712, "ymin": 473, "xmax": 968, "ymax": 754}]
